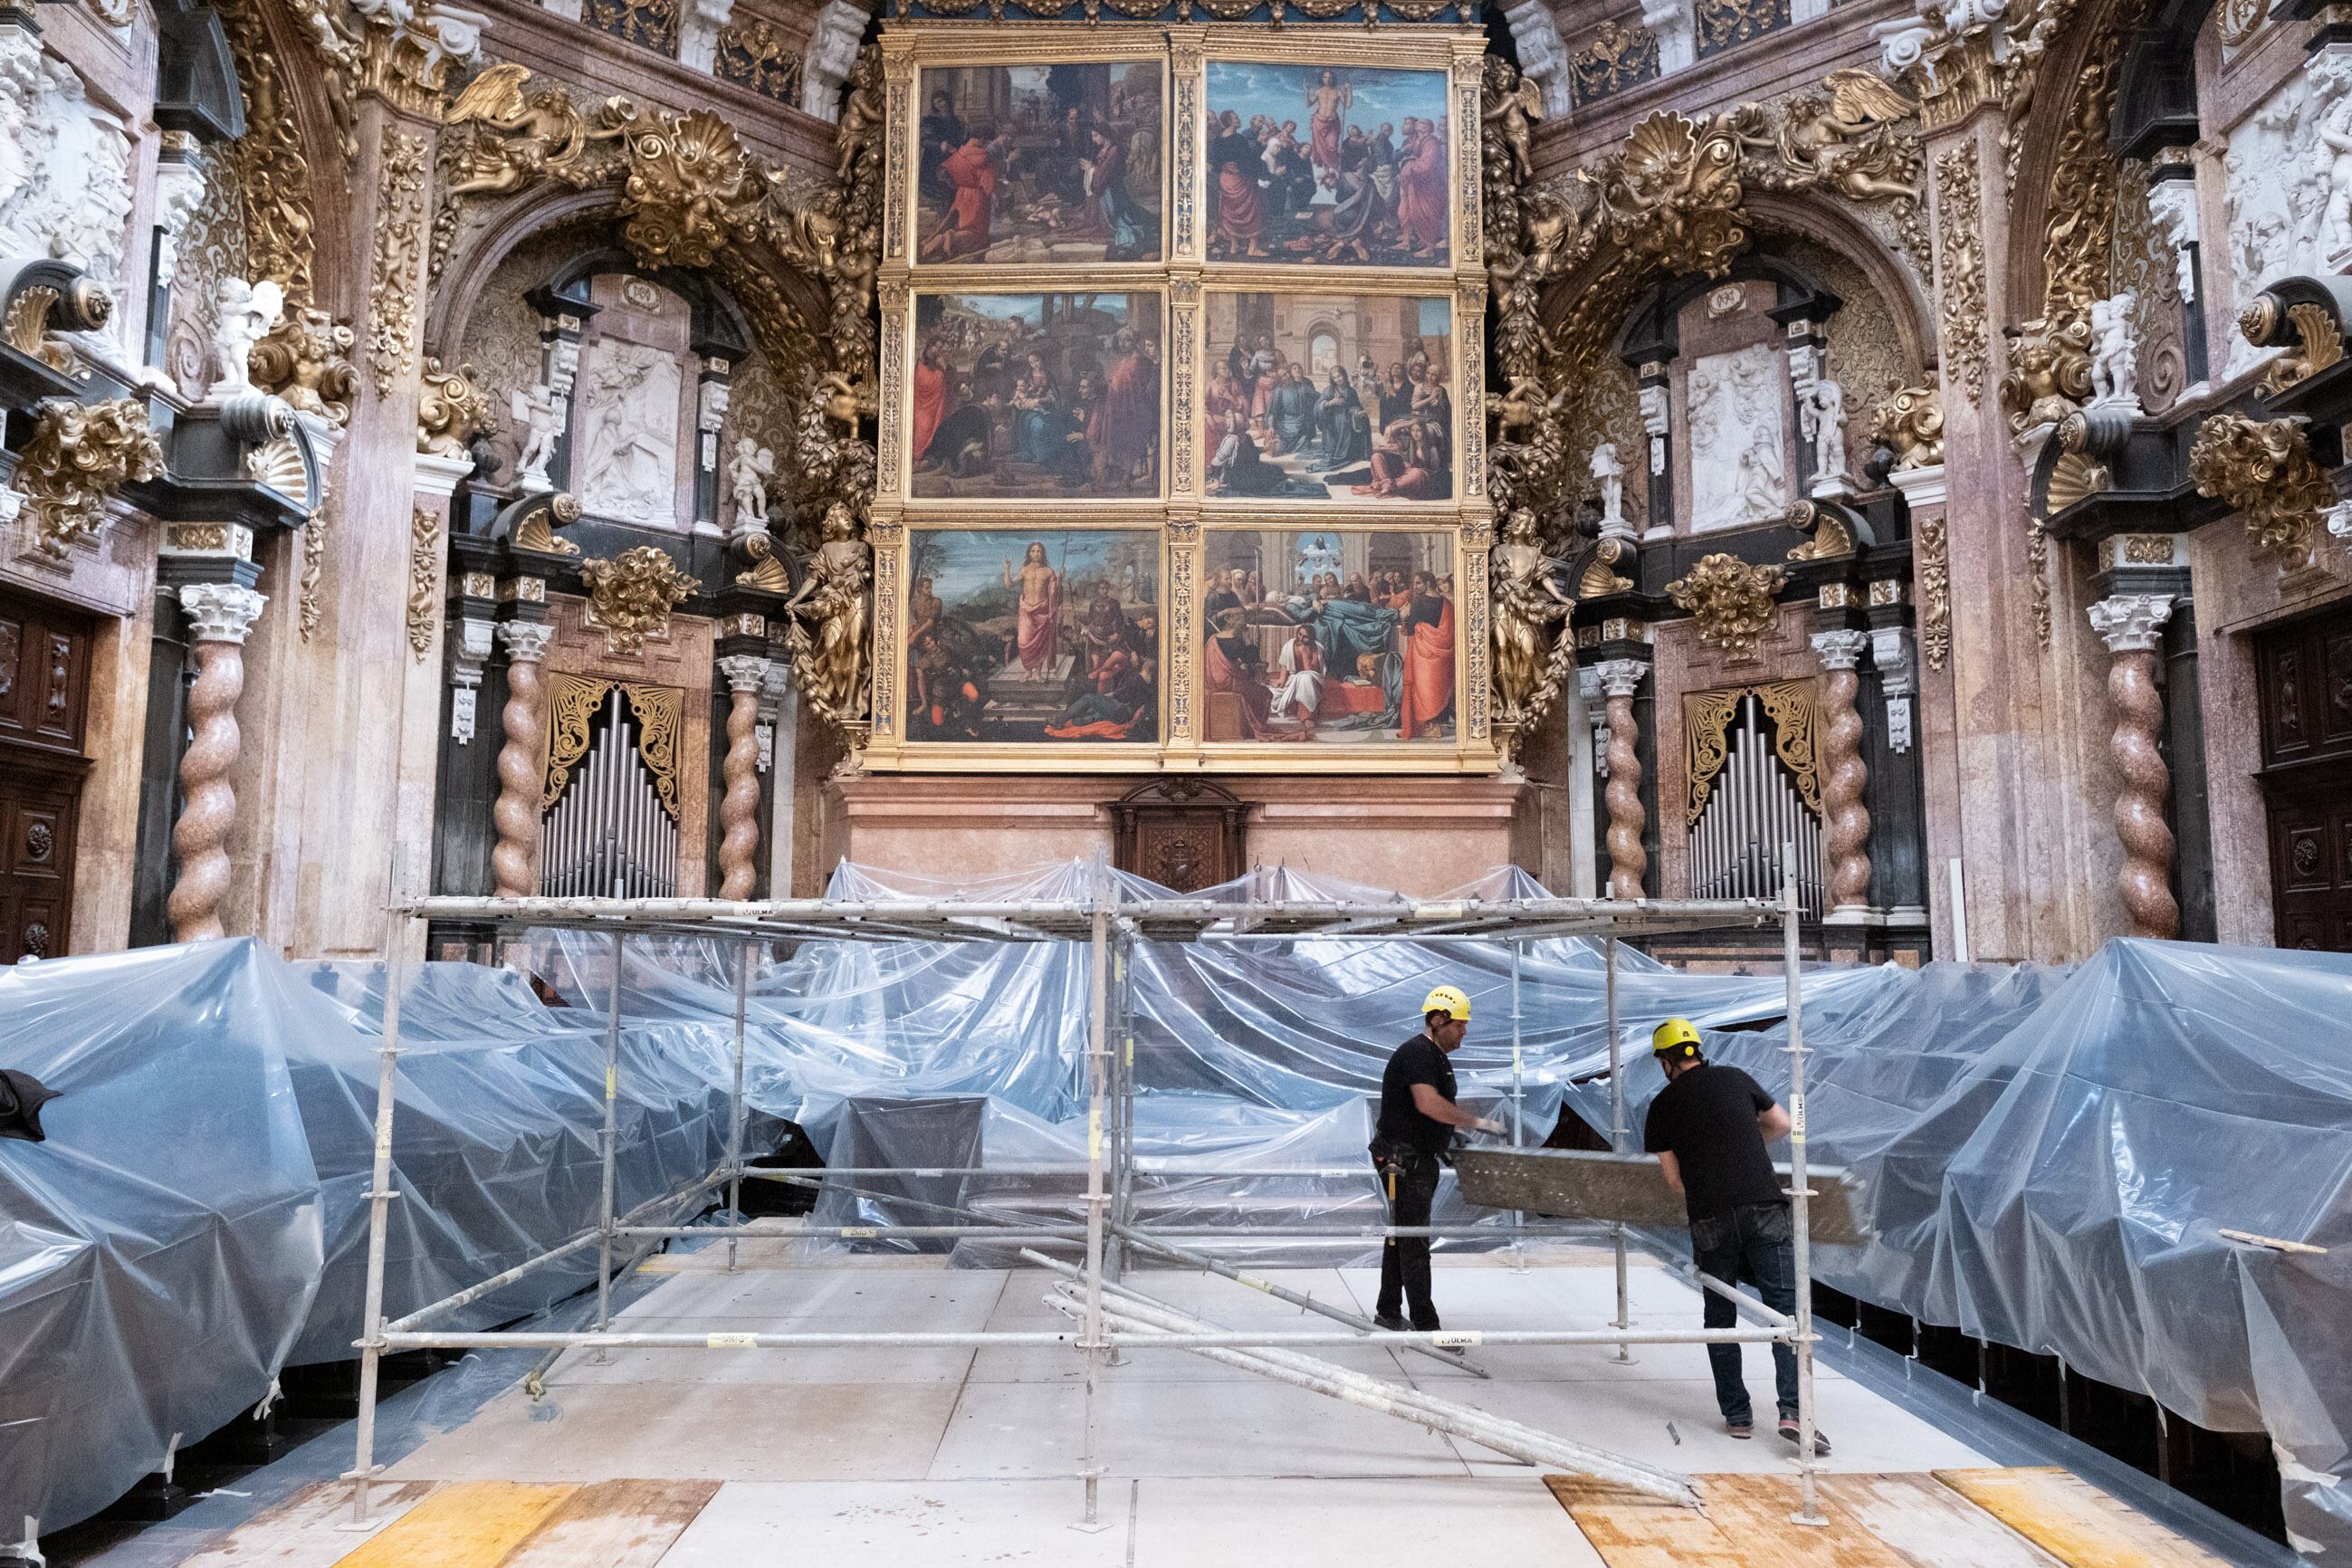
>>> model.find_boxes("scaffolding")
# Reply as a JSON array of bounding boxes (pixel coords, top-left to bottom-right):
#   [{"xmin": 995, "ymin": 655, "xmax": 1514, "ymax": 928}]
[{"xmin": 343, "ymin": 852, "xmax": 1832, "ymax": 1530}]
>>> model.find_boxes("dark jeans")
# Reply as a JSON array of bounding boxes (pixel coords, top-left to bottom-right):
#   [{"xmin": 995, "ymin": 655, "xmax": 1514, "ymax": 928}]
[
  {"xmin": 1374, "ymin": 1149, "xmax": 1442, "ymax": 1328},
  {"xmin": 1691, "ymin": 1200, "xmax": 1798, "ymax": 1425}
]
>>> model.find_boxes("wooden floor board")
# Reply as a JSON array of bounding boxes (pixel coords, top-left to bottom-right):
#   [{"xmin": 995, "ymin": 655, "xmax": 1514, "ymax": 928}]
[
  {"xmin": 1817, "ymin": 1474, "xmax": 2068, "ymax": 1568},
  {"xmin": 1544, "ymin": 1475, "xmax": 1751, "ymax": 1567},
  {"xmin": 1695, "ymin": 1474, "xmax": 1911, "ymax": 1568},
  {"xmin": 328, "ymin": 1480, "xmax": 576, "ymax": 1568},
  {"xmin": 498, "ymin": 1478, "xmax": 721, "ymax": 1568},
  {"xmin": 1934, "ymin": 1468, "xmax": 2234, "ymax": 1567}
]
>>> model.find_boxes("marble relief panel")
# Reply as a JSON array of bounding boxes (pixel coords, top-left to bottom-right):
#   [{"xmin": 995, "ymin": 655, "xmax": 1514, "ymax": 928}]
[
  {"xmin": 2218, "ymin": 59, "xmax": 2352, "ymax": 378},
  {"xmin": 0, "ymin": 34, "xmax": 135, "ymax": 343},
  {"xmin": 1686, "ymin": 340, "xmax": 1789, "ymax": 531},
  {"xmin": 573, "ymin": 276, "xmax": 694, "ymax": 529}
]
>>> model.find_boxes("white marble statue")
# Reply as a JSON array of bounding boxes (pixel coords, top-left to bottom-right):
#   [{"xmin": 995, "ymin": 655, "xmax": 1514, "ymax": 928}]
[
  {"xmin": 1802, "ymin": 376, "xmax": 1852, "ymax": 494},
  {"xmin": 2089, "ymin": 292, "xmax": 2139, "ymax": 406},
  {"xmin": 1688, "ymin": 342, "xmax": 1788, "ymax": 531},
  {"xmin": 1591, "ymin": 441, "xmax": 1631, "ymax": 538},
  {"xmin": 512, "ymin": 381, "xmax": 562, "ymax": 490},
  {"xmin": 729, "ymin": 437, "xmax": 775, "ymax": 532},
  {"xmin": 2321, "ymin": 90, "xmax": 2352, "ymax": 261},
  {"xmin": 210, "ymin": 278, "xmax": 282, "ymax": 398}
]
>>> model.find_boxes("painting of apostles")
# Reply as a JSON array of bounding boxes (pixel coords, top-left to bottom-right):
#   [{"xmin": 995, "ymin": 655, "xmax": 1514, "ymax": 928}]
[
  {"xmin": 1204, "ymin": 293, "xmax": 1452, "ymax": 504},
  {"xmin": 1200, "ymin": 530, "xmax": 1456, "ymax": 745},
  {"xmin": 1202, "ymin": 62, "xmax": 1450, "ymax": 268},
  {"xmin": 904, "ymin": 530, "xmax": 1162, "ymax": 745},
  {"xmin": 917, "ymin": 62, "xmax": 1164, "ymax": 264},
  {"xmin": 911, "ymin": 293, "xmax": 1162, "ymax": 500}
]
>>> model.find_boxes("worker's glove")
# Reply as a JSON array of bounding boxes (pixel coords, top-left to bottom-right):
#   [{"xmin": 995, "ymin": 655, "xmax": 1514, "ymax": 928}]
[{"xmin": 1471, "ymin": 1117, "xmax": 1507, "ymax": 1135}]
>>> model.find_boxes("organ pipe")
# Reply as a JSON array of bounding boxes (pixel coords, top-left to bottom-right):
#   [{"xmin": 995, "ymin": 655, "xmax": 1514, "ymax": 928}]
[
  {"xmin": 541, "ymin": 687, "xmax": 680, "ymax": 897},
  {"xmin": 1688, "ymin": 693, "xmax": 1823, "ymax": 918}
]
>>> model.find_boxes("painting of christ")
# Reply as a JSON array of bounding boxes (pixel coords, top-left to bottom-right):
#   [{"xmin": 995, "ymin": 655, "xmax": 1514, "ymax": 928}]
[
  {"xmin": 1202, "ymin": 62, "xmax": 1451, "ymax": 268},
  {"xmin": 1200, "ymin": 530, "xmax": 1456, "ymax": 746},
  {"xmin": 913, "ymin": 292, "xmax": 1162, "ymax": 500},
  {"xmin": 904, "ymin": 530, "xmax": 1162, "ymax": 746},
  {"xmin": 1203, "ymin": 292, "xmax": 1452, "ymax": 504},
  {"xmin": 916, "ymin": 63, "xmax": 1164, "ymax": 264}
]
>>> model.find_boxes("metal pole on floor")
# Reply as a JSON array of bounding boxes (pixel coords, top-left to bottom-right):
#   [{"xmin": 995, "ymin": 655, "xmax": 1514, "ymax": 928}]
[
  {"xmin": 343, "ymin": 921, "xmax": 409, "ymax": 1528},
  {"xmin": 1076, "ymin": 856, "xmax": 1112, "ymax": 1531},
  {"xmin": 1606, "ymin": 935, "xmax": 1632, "ymax": 1364},
  {"xmin": 597, "ymin": 930, "xmax": 624, "ymax": 1362},
  {"xmin": 726, "ymin": 937, "xmax": 751, "ymax": 1276},
  {"xmin": 1783, "ymin": 841, "xmax": 1826, "ymax": 1527}
]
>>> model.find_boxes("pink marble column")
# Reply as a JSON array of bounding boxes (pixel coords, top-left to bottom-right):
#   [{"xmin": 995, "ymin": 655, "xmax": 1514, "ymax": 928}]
[
  {"xmin": 492, "ymin": 621, "xmax": 555, "ymax": 900},
  {"xmin": 1595, "ymin": 658, "xmax": 1648, "ymax": 900},
  {"xmin": 169, "ymin": 585, "xmax": 269, "ymax": 942},
  {"xmin": 2087, "ymin": 595, "xmax": 2179, "ymax": 940},
  {"xmin": 1810, "ymin": 629, "xmax": 1873, "ymax": 917},
  {"xmin": 716, "ymin": 655, "xmax": 768, "ymax": 900}
]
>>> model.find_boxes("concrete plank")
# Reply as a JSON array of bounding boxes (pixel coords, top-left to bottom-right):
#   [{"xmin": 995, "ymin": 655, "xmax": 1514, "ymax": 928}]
[
  {"xmin": 654, "ymin": 1480, "xmax": 1127, "ymax": 1567},
  {"xmin": 1135, "ymin": 1476, "xmax": 1608, "ymax": 1566}
]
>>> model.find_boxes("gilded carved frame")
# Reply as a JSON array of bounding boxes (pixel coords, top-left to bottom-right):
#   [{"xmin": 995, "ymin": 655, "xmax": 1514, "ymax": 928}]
[{"xmin": 867, "ymin": 23, "xmax": 1498, "ymax": 775}]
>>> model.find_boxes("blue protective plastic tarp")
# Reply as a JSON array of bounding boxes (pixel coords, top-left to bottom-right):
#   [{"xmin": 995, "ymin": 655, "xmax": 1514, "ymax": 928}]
[{"xmin": 5, "ymin": 866, "xmax": 2351, "ymax": 1557}]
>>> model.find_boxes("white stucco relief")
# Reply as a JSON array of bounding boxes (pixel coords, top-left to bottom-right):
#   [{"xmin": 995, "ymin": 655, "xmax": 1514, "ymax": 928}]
[{"xmin": 1686, "ymin": 341, "xmax": 1788, "ymax": 532}]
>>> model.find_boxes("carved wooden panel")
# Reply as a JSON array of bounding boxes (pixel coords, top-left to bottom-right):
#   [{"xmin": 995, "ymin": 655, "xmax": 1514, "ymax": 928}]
[
  {"xmin": 1112, "ymin": 777, "xmax": 1248, "ymax": 893},
  {"xmin": 2257, "ymin": 605, "xmax": 2352, "ymax": 952},
  {"xmin": 0, "ymin": 588, "xmax": 92, "ymax": 755}
]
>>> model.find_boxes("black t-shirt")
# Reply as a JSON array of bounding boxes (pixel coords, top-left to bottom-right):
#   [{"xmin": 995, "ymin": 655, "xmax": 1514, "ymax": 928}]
[
  {"xmin": 1642, "ymin": 1064, "xmax": 1784, "ymax": 1223},
  {"xmin": 1378, "ymin": 1033, "xmax": 1458, "ymax": 1157}
]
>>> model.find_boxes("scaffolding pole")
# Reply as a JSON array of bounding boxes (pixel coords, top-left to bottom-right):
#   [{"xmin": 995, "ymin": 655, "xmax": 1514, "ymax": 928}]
[
  {"xmin": 595, "ymin": 932, "xmax": 623, "ymax": 1362},
  {"xmin": 1077, "ymin": 855, "xmax": 1111, "ymax": 1530},
  {"xmin": 1784, "ymin": 841, "xmax": 1826, "ymax": 1525},
  {"xmin": 1508, "ymin": 939, "xmax": 1525, "ymax": 1271},
  {"xmin": 726, "ymin": 942, "xmax": 750, "ymax": 1275},
  {"xmin": 1606, "ymin": 935, "xmax": 1631, "ymax": 1364},
  {"xmin": 340, "ymin": 932, "xmax": 407, "ymax": 1531}
]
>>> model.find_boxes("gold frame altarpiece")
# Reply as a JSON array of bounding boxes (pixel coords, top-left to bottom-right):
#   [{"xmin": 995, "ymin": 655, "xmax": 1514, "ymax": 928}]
[{"xmin": 864, "ymin": 23, "xmax": 1498, "ymax": 774}]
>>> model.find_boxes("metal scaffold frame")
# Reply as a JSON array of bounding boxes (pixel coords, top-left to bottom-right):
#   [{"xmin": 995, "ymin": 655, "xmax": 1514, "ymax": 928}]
[{"xmin": 341, "ymin": 851, "xmax": 1831, "ymax": 1530}]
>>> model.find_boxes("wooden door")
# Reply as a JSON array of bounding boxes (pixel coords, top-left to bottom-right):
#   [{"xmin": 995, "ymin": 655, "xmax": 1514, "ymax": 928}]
[
  {"xmin": 2255, "ymin": 605, "xmax": 2352, "ymax": 951},
  {"xmin": 0, "ymin": 589, "xmax": 94, "ymax": 961}
]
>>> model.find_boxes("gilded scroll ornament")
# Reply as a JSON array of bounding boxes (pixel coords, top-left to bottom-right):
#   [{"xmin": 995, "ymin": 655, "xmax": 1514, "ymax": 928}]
[
  {"xmin": 1999, "ymin": 314, "xmax": 2094, "ymax": 434},
  {"xmin": 1697, "ymin": 0, "xmax": 1789, "ymax": 53},
  {"xmin": 1869, "ymin": 384, "xmax": 1945, "ymax": 469},
  {"xmin": 17, "ymin": 397, "xmax": 165, "ymax": 561},
  {"xmin": 417, "ymin": 358, "xmax": 492, "ymax": 455},
  {"xmin": 1754, "ymin": 72, "xmax": 1920, "ymax": 205},
  {"xmin": 250, "ymin": 304, "xmax": 359, "ymax": 425},
  {"xmin": 1666, "ymin": 552, "xmax": 1786, "ymax": 659},
  {"xmin": 1784, "ymin": 501, "xmax": 1856, "ymax": 560},
  {"xmin": 735, "ymin": 531, "xmax": 791, "ymax": 592},
  {"xmin": 2218, "ymin": 0, "xmax": 2267, "ymax": 44},
  {"xmin": 586, "ymin": 0, "xmax": 678, "ymax": 54},
  {"xmin": 714, "ymin": 19, "xmax": 805, "ymax": 104},
  {"xmin": 2254, "ymin": 301, "xmax": 2346, "ymax": 398},
  {"xmin": 407, "ymin": 506, "xmax": 440, "ymax": 659},
  {"xmin": 1602, "ymin": 111, "xmax": 1748, "ymax": 279},
  {"xmin": 611, "ymin": 104, "xmax": 764, "ymax": 272},
  {"xmin": 514, "ymin": 491, "xmax": 581, "ymax": 554},
  {"xmin": 541, "ymin": 672, "xmax": 607, "ymax": 808},
  {"xmin": 440, "ymin": 63, "xmax": 604, "ymax": 202},
  {"xmin": 367, "ymin": 131, "xmax": 429, "ymax": 398},
  {"xmin": 2027, "ymin": 522, "xmax": 2052, "ymax": 647},
  {"xmin": 217, "ymin": 0, "xmax": 317, "ymax": 303},
  {"xmin": 2188, "ymin": 413, "xmax": 2334, "ymax": 566},
  {"xmin": 582, "ymin": 544, "xmax": 696, "ymax": 656},
  {"xmin": 1934, "ymin": 142, "xmax": 1988, "ymax": 406},
  {"xmin": 618, "ymin": 682, "xmax": 683, "ymax": 820}
]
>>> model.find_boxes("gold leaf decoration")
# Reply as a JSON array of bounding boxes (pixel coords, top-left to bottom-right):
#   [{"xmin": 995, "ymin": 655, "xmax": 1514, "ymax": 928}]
[
  {"xmin": 1666, "ymin": 552, "xmax": 1787, "ymax": 659},
  {"xmin": 2189, "ymin": 413, "xmax": 2334, "ymax": 568}
]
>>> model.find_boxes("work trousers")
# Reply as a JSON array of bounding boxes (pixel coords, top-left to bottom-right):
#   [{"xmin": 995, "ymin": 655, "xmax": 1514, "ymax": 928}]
[
  {"xmin": 1374, "ymin": 1148, "xmax": 1443, "ymax": 1329},
  {"xmin": 1690, "ymin": 1200, "xmax": 1799, "ymax": 1425}
]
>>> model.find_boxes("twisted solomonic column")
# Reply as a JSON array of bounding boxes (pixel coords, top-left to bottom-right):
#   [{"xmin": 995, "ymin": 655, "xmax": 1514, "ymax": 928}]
[
  {"xmin": 168, "ymin": 584, "xmax": 268, "ymax": 942},
  {"xmin": 492, "ymin": 621, "xmax": 557, "ymax": 899},
  {"xmin": 1810, "ymin": 629, "xmax": 1874, "ymax": 916},
  {"xmin": 1594, "ymin": 658, "xmax": 1649, "ymax": 900},
  {"xmin": 716, "ymin": 654, "xmax": 769, "ymax": 900},
  {"xmin": 2088, "ymin": 595, "xmax": 2180, "ymax": 939}
]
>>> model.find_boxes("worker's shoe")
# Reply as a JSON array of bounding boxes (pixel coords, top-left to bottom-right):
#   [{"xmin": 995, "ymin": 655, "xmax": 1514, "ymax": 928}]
[
  {"xmin": 1777, "ymin": 1419, "xmax": 1831, "ymax": 1455},
  {"xmin": 1372, "ymin": 1312, "xmax": 1410, "ymax": 1333},
  {"xmin": 1725, "ymin": 1420, "xmax": 1753, "ymax": 1439}
]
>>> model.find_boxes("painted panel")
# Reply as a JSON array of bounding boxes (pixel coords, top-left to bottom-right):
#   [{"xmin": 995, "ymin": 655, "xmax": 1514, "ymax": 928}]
[{"xmin": 915, "ymin": 62, "xmax": 1166, "ymax": 264}]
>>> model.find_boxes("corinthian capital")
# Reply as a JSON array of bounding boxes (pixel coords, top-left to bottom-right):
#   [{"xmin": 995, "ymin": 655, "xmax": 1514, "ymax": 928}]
[
  {"xmin": 1593, "ymin": 657, "xmax": 1649, "ymax": 699},
  {"xmin": 2087, "ymin": 594, "xmax": 2174, "ymax": 655},
  {"xmin": 497, "ymin": 619, "xmax": 556, "ymax": 663},
  {"xmin": 1810, "ymin": 628, "xmax": 1869, "ymax": 670},
  {"xmin": 180, "ymin": 583, "xmax": 269, "ymax": 644}
]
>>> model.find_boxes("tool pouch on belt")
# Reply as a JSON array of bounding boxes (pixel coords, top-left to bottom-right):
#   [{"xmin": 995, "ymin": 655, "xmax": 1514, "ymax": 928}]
[{"xmin": 1367, "ymin": 1134, "xmax": 1405, "ymax": 1178}]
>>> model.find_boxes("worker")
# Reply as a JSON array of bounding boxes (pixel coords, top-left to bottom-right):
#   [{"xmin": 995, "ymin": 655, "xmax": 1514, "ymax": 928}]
[
  {"xmin": 1641, "ymin": 1017, "xmax": 1830, "ymax": 1454},
  {"xmin": 1370, "ymin": 984, "xmax": 1504, "ymax": 1334}
]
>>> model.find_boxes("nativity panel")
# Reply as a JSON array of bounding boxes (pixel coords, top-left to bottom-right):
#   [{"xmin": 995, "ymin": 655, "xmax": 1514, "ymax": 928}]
[
  {"xmin": 915, "ymin": 62, "xmax": 1166, "ymax": 265},
  {"xmin": 1200, "ymin": 528, "xmax": 1459, "ymax": 747},
  {"xmin": 1203, "ymin": 291, "xmax": 1455, "ymax": 504},
  {"xmin": 902, "ymin": 527, "xmax": 1164, "ymax": 749},
  {"xmin": 908, "ymin": 291, "xmax": 1165, "ymax": 502}
]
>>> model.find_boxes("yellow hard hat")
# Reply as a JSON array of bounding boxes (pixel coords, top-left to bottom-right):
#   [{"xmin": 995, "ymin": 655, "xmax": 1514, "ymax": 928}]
[
  {"xmin": 1651, "ymin": 1018, "xmax": 1702, "ymax": 1059},
  {"xmin": 1422, "ymin": 984, "xmax": 1472, "ymax": 1022}
]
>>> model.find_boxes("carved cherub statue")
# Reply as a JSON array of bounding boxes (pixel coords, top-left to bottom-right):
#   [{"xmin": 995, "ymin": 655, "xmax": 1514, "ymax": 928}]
[
  {"xmin": 2089, "ymin": 292, "xmax": 2139, "ymax": 407},
  {"xmin": 211, "ymin": 278, "xmax": 282, "ymax": 398},
  {"xmin": 1803, "ymin": 378, "xmax": 1851, "ymax": 491},
  {"xmin": 511, "ymin": 382, "xmax": 563, "ymax": 489},
  {"xmin": 730, "ymin": 437, "xmax": 776, "ymax": 532}
]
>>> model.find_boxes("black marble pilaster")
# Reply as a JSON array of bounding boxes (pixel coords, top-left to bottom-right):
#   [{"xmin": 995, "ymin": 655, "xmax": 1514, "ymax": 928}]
[{"xmin": 2164, "ymin": 593, "xmax": 2217, "ymax": 943}]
